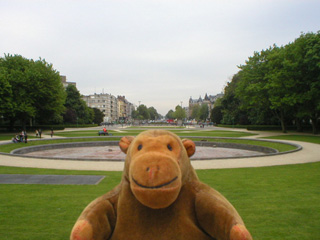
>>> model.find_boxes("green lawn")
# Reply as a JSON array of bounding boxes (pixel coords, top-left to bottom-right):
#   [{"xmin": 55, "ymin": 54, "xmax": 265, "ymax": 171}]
[
  {"xmin": 262, "ymin": 135, "xmax": 320, "ymax": 144},
  {"xmin": 194, "ymin": 138, "xmax": 297, "ymax": 153},
  {"xmin": 0, "ymin": 137, "xmax": 121, "ymax": 153},
  {"xmin": 0, "ymin": 130, "xmax": 319, "ymax": 239},
  {"xmin": 0, "ymin": 134, "xmax": 37, "ymax": 141},
  {"xmin": 0, "ymin": 163, "xmax": 319, "ymax": 239}
]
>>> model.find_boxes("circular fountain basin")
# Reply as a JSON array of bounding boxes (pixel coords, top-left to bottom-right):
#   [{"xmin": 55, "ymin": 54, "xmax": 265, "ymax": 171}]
[{"xmin": 10, "ymin": 140, "xmax": 279, "ymax": 161}]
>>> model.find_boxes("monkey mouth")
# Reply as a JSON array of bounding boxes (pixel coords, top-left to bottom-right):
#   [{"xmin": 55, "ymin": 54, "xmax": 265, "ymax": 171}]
[{"xmin": 132, "ymin": 176, "xmax": 178, "ymax": 189}]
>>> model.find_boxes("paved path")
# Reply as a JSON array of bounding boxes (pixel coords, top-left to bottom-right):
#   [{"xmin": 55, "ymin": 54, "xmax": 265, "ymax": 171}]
[{"xmin": 0, "ymin": 126, "xmax": 319, "ymax": 171}]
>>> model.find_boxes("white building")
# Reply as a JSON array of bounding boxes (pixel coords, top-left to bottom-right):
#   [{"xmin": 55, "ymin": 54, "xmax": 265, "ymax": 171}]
[{"xmin": 82, "ymin": 93, "xmax": 118, "ymax": 122}]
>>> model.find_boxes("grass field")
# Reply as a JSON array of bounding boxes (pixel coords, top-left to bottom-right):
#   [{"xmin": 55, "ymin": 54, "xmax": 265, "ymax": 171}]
[
  {"xmin": 0, "ymin": 129, "xmax": 319, "ymax": 239},
  {"xmin": 262, "ymin": 134, "xmax": 320, "ymax": 144},
  {"xmin": 0, "ymin": 162, "xmax": 319, "ymax": 240}
]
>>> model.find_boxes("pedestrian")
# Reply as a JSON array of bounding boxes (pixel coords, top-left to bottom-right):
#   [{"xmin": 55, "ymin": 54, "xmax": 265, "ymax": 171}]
[
  {"xmin": 35, "ymin": 129, "xmax": 39, "ymax": 137},
  {"xmin": 20, "ymin": 130, "xmax": 24, "ymax": 142},
  {"xmin": 38, "ymin": 129, "xmax": 42, "ymax": 138},
  {"xmin": 50, "ymin": 128, "xmax": 54, "ymax": 138},
  {"xmin": 24, "ymin": 131, "xmax": 28, "ymax": 143}
]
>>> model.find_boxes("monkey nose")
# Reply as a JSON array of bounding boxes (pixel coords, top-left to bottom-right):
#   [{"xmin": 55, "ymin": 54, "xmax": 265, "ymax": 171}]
[{"xmin": 146, "ymin": 166, "xmax": 160, "ymax": 179}]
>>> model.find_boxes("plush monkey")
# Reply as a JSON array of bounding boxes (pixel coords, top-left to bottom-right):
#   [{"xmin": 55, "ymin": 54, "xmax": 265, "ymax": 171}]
[{"xmin": 71, "ymin": 130, "xmax": 252, "ymax": 240}]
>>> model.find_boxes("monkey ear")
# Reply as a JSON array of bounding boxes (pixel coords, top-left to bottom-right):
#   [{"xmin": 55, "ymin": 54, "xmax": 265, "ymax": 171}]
[
  {"xmin": 119, "ymin": 136, "xmax": 135, "ymax": 154},
  {"xmin": 182, "ymin": 139, "xmax": 196, "ymax": 157}
]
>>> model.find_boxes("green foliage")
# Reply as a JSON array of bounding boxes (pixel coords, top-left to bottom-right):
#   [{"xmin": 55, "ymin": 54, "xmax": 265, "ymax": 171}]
[
  {"xmin": 173, "ymin": 105, "xmax": 186, "ymax": 120},
  {"xmin": 92, "ymin": 108, "xmax": 104, "ymax": 124},
  {"xmin": 220, "ymin": 74, "xmax": 250, "ymax": 125},
  {"xmin": 0, "ymin": 54, "xmax": 66, "ymax": 128},
  {"xmin": 132, "ymin": 105, "xmax": 160, "ymax": 120},
  {"xmin": 165, "ymin": 109, "xmax": 174, "ymax": 119},
  {"xmin": 210, "ymin": 105, "xmax": 223, "ymax": 124},
  {"xmin": 63, "ymin": 85, "xmax": 93, "ymax": 124},
  {"xmin": 136, "ymin": 104, "xmax": 150, "ymax": 120},
  {"xmin": 147, "ymin": 106, "xmax": 159, "ymax": 120},
  {"xmin": 190, "ymin": 104, "xmax": 200, "ymax": 120},
  {"xmin": 219, "ymin": 31, "xmax": 320, "ymax": 134},
  {"xmin": 199, "ymin": 104, "xmax": 209, "ymax": 121}
]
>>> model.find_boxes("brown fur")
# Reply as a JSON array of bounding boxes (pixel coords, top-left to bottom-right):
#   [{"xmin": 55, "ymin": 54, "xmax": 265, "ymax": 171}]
[{"xmin": 71, "ymin": 130, "xmax": 253, "ymax": 240}]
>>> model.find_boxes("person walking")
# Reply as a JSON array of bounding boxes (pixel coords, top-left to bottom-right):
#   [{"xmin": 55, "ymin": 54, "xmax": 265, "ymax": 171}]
[{"xmin": 50, "ymin": 128, "xmax": 54, "ymax": 138}]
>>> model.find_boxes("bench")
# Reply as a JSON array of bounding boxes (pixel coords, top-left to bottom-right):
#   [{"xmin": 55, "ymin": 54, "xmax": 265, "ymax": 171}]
[{"xmin": 98, "ymin": 131, "xmax": 113, "ymax": 136}]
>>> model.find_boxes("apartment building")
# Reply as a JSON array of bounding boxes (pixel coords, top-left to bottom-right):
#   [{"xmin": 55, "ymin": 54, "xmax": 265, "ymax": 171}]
[
  {"xmin": 82, "ymin": 93, "xmax": 118, "ymax": 122},
  {"xmin": 117, "ymin": 96, "xmax": 134, "ymax": 122},
  {"xmin": 82, "ymin": 94, "xmax": 134, "ymax": 123}
]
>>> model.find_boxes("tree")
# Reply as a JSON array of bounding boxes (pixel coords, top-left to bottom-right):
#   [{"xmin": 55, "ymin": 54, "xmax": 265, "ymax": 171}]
[
  {"xmin": 148, "ymin": 107, "xmax": 159, "ymax": 120},
  {"xmin": 0, "ymin": 54, "xmax": 66, "ymax": 129},
  {"xmin": 165, "ymin": 110, "xmax": 174, "ymax": 119},
  {"xmin": 190, "ymin": 105, "xmax": 200, "ymax": 120},
  {"xmin": 217, "ymin": 31, "xmax": 320, "ymax": 133},
  {"xmin": 264, "ymin": 46, "xmax": 297, "ymax": 133},
  {"xmin": 220, "ymin": 73, "xmax": 249, "ymax": 125},
  {"xmin": 92, "ymin": 108, "xmax": 104, "ymax": 124},
  {"xmin": 64, "ymin": 85, "xmax": 93, "ymax": 124},
  {"xmin": 286, "ymin": 32, "xmax": 320, "ymax": 134},
  {"xmin": 211, "ymin": 106, "xmax": 223, "ymax": 124},
  {"xmin": 0, "ymin": 64, "xmax": 13, "ymax": 123},
  {"xmin": 199, "ymin": 104, "xmax": 209, "ymax": 121},
  {"xmin": 28, "ymin": 58, "xmax": 66, "ymax": 124},
  {"xmin": 136, "ymin": 104, "xmax": 150, "ymax": 120},
  {"xmin": 173, "ymin": 105, "xmax": 186, "ymax": 120},
  {"xmin": 131, "ymin": 109, "xmax": 139, "ymax": 119},
  {"xmin": 235, "ymin": 46, "xmax": 286, "ymax": 129}
]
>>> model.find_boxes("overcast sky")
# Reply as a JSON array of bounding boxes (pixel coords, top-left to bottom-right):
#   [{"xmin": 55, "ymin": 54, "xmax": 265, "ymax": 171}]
[{"xmin": 1, "ymin": 0, "xmax": 319, "ymax": 115}]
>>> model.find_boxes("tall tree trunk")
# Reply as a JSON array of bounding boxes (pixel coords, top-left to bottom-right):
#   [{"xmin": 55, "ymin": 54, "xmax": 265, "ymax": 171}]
[
  {"xmin": 295, "ymin": 117, "xmax": 303, "ymax": 132},
  {"xmin": 311, "ymin": 116, "xmax": 318, "ymax": 134},
  {"xmin": 280, "ymin": 110, "xmax": 287, "ymax": 133},
  {"xmin": 9, "ymin": 118, "xmax": 15, "ymax": 132}
]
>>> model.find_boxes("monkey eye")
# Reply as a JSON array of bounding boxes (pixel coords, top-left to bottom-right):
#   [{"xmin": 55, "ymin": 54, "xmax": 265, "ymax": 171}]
[
  {"xmin": 137, "ymin": 144, "xmax": 143, "ymax": 151},
  {"xmin": 167, "ymin": 144, "xmax": 173, "ymax": 151}
]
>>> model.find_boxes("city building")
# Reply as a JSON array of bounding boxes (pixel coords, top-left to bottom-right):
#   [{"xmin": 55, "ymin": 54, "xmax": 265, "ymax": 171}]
[
  {"xmin": 117, "ymin": 96, "xmax": 134, "ymax": 122},
  {"xmin": 188, "ymin": 93, "xmax": 224, "ymax": 119},
  {"xmin": 82, "ymin": 93, "xmax": 135, "ymax": 123},
  {"xmin": 60, "ymin": 75, "xmax": 76, "ymax": 88},
  {"xmin": 82, "ymin": 93, "xmax": 118, "ymax": 123}
]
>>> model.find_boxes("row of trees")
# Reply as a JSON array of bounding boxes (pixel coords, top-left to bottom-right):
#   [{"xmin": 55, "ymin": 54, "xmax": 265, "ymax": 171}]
[
  {"xmin": 211, "ymin": 31, "xmax": 320, "ymax": 134},
  {"xmin": 165, "ymin": 105, "xmax": 186, "ymax": 120},
  {"xmin": 131, "ymin": 104, "xmax": 160, "ymax": 120},
  {"xmin": 0, "ymin": 54, "xmax": 104, "ymax": 130},
  {"xmin": 165, "ymin": 104, "xmax": 210, "ymax": 122}
]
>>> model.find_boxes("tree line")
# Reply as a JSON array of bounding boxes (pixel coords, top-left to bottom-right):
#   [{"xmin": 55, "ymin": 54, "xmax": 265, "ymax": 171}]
[
  {"xmin": 0, "ymin": 54, "xmax": 104, "ymax": 130},
  {"xmin": 211, "ymin": 31, "xmax": 320, "ymax": 134},
  {"xmin": 131, "ymin": 104, "xmax": 160, "ymax": 121}
]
